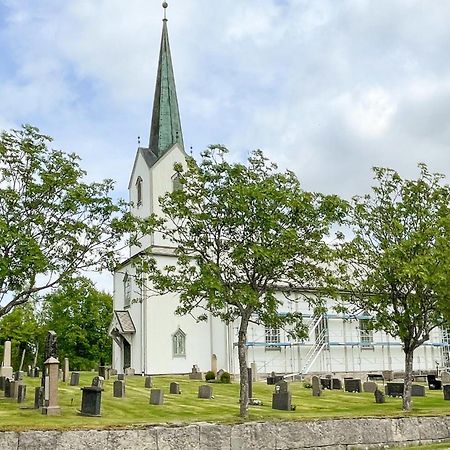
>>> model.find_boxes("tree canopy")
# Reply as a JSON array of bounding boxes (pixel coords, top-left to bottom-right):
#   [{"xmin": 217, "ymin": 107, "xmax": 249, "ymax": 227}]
[
  {"xmin": 137, "ymin": 146, "xmax": 347, "ymax": 417},
  {"xmin": 340, "ymin": 164, "xmax": 450, "ymax": 410},
  {"xmin": 0, "ymin": 125, "xmax": 131, "ymax": 318}
]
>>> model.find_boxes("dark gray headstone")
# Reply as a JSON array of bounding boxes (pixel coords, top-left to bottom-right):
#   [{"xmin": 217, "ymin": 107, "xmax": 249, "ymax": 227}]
[
  {"xmin": 0, "ymin": 376, "xmax": 5, "ymax": 391},
  {"xmin": 34, "ymin": 386, "xmax": 44, "ymax": 409},
  {"xmin": 443, "ymin": 384, "xmax": 450, "ymax": 400},
  {"xmin": 4, "ymin": 379, "xmax": 12, "ymax": 398},
  {"xmin": 9, "ymin": 380, "xmax": 18, "ymax": 399},
  {"xmin": 70, "ymin": 372, "xmax": 80, "ymax": 386},
  {"xmin": 344, "ymin": 378, "xmax": 362, "ymax": 393},
  {"xmin": 145, "ymin": 376, "xmax": 153, "ymax": 388},
  {"xmin": 80, "ymin": 386, "xmax": 103, "ymax": 416},
  {"xmin": 189, "ymin": 365, "xmax": 203, "ymax": 380},
  {"xmin": 91, "ymin": 376, "xmax": 104, "ymax": 389},
  {"xmin": 320, "ymin": 378, "xmax": 331, "ymax": 390},
  {"xmin": 113, "ymin": 380, "xmax": 125, "ymax": 398},
  {"xmin": 363, "ymin": 381, "xmax": 378, "ymax": 393},
  {"xmin": 98, "ymin": 366, "xmax": 109, "ymax": 380},
  {"xmin": 14, "ymin": 371, "xmax": 24, "ymax": 381},
  {"xmin": 312, "ymin": 376, "xmax": 321, "ymax": 397},
  {"xmin": 17, "ymin": 384, "xmax": 26, "ymax": 403},
  {"xmin": 275, "ymin": 380, "xmax": 288, "ymax": 393},
  {"xmin": 247, "ymin": 367, "xmax": 253, "ymax": 399},
  {"xmin": 411, "ymin": 384, "xmax": 425, "ymax": 397},
  {"xmin": 331, "ymin": 378, "xmax": 342, "ymax": 390},
  {"xmin": 33, "ymin": 367, "xmax": 40, "ymax": 378},
  {"xmin": 117, "ymin": 373, "xmax": 125, "ymax": 381},
  {"xmin": 169, "ymin": 382, "xmax": 181, "ymax": 394},
  {"xmin": 386, "ymin": 382, "xmax": 404, "ymax": 397},
  {"xmin": 198, "ymin": 385, "xmax": 213, "ymax": 399},
  {"xmin": 272, "ymin": 381, "xmax": 292, "ymax": 411},
  {"xmin": 374, "ymin": 389, "xmax": 385, "ymax": 403},
  {"xmin": 150, "ymin": 389, "xmax": 164, "ymax": 405}
]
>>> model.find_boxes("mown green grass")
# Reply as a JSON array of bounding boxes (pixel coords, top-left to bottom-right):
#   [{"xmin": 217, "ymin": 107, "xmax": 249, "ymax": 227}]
[
  {"xmin": 405, "ymin": 443, "xmax": 450, "ymax": 450},
  {"xmin": 0, "ymin": 373, "xmax": 449, "ymax": 431}
]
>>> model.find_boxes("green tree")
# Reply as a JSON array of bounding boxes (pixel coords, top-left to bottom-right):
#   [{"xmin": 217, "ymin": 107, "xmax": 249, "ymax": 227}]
[
  {"xmin": 137, "ymin": 146, "xmax": 347, "ymax": 418},
  {"xmin": 0, "ymin": 302, "xmax": 44, "ymax": 369},
  {"xmin": 41, "ymin": 277, "xmax": 112, "ymax": 370},
  {"xmin": 0, "ymin": 125, "xmax": 132, "ymax": 318},
  {"xmin": 340, "ymin": 164, "xmax": 450, "ymax": 411}
]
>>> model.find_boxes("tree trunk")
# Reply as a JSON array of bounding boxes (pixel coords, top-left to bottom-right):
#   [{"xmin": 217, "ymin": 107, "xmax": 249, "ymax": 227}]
[
  {"xmin": 238, "ymin": 313, "xmax": 250, "ymax": 418},
  {"xmin": 402, "ymin": 348, "xmax": 414, "ymax": 411}
]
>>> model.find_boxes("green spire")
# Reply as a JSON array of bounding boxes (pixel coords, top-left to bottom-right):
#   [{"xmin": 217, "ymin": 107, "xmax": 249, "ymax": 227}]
[{"xmin": 149, "ymin": 6, "xmax": 184, "ymax": 157}]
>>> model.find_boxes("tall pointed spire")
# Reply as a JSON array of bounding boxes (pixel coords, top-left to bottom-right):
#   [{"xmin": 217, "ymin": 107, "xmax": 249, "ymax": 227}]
[{"xmin": 149, "ymin": 2, "xmax": 184, "ymax": 157}]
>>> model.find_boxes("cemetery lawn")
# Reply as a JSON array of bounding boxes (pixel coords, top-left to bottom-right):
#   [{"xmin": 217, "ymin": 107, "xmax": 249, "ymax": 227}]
[{"xmin": 0, "ymin": 373, "xmax": 449, "ymax": 431}]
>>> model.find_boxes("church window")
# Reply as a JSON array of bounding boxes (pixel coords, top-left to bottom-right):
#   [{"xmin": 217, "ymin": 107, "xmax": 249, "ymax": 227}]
[
  {"xmin": 359, "ymin": 317, "xmax": 374, "ymax": 349},
  {"xmin": 123, "ymin": 273, "xmax": 132, "ymax": 308},
  {"xmin": 172, "ymin": 175, "xmax": 182, "ymax": 192},
  {"xmin": 172, "ymin": 328, "xmax": 186, "ymax": 357},
  {"xmin": 136, "ymin": 177, "xmax": 143, "ymax": 206},
  {"xmin": 265, "ymin": 327, "xmax": 281, "ymax": 351}
]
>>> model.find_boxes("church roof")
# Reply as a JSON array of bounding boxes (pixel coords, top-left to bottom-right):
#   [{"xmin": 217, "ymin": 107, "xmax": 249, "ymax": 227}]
[
  {"xmin": 113, "ymin": 310, "xmax": 136, "ymax": 334},
  {"xmin": 148, "ymin": 13, "xmax": 184, "ymax": 158}
]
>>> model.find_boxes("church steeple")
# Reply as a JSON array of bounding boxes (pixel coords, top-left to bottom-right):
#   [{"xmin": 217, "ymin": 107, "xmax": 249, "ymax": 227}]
[{"xmin": 149, "ymin": 2, "xmax": 184, "ymax": 157}]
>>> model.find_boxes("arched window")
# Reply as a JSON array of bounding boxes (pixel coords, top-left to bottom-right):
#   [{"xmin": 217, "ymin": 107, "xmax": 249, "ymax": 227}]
[
  {"xmin": 136, "ymin": 177, "xmax": 143, "ymax": 206},
  {"xmin": 172, "ymin": 328, "xmax": 186, "ymax": 357},
  {"xmin": 123, "ymin": 273, "xmax": 132, "ymax": 308}
]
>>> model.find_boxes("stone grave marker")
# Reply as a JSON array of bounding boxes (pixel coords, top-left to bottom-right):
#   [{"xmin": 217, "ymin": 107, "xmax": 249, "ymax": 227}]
[
  {"xmin": 344, "ymin": 378, "xmax": 362, "ymax": 393},
  {"xmin": 42, "ymin": 357, "xmax": 61, "ymax": 415},
  {"xmin": 363, "ymin": 381, "xmax": 378, "ymax": 393},
  {"xmin": 0, "ymin": 341, "xmax": 13, "ymax": 379},
  {"xmin": 27, "ymin": 365, "xmax": 33, "ymax": 377},
  {"xmin": 411, "ymin": 384, "xmax": 425, "ymax": 397},
  {"xmin": 113, "ymin": 380, "xmax": 125, "ymax": 398},
  {"xmin": 34, "ymin": 367, "xmax": 40, "ymax": 378},
  {"xmin": 331, "ymin": 378, "xmax": 342, "ymax": 390},
  {"xmin": 272, "ymin": 380, "xmax": 292, "ymax": 411},
  {"xmin": 10, "ymin": 380, "xmax": 20, "ymax": 400},
  {"xmin": 17, "ymin": 384, "xmax": 26, "ymax": 403},
  {"xmin": 312, "ymin": 375, "xmax": 321, "ymax": 397},
  {"xmin": 211, "ymin": 354, "xmax": 218, "ymax": 375},
  {"xmin": 63, "ymin": 358, "xmax": 69, "ymax": 382},
  {"xmin": 58, "ymin": 369, "xmax": 63, "ymax": 381},
  {"xmin": 386, "ymin": 382, "xmax": 404, "ymax": 397},
  {"xmin": 247, "ymin": 367, "xmax": 253, "ymax": 399},
  {"xmin": 110, "ymin": 368, "xmax": 118, "ymax": 376},
  {"xmin": 0, "ymin": 376, "xmax": 5, "ymax": 391},
  {"xmin": 320, "ymin": 378, "xmax": 331, "ymax": 390},
  {"xmin": 4, "ymin": 378, "xmax": 12, "ymax": 398},
  {"xmin": 117, "ymin": 373, "xmax": 125, "ymax": 381},
  {"xmin": 169, "ymin": 382, "xmax": 181, "ymax": 394},
  {"xmin": 70, "ymin": 371, "xmax": 80, "ymax": 386},
  {"xmin": 251, "ymin": 362, "xmax": 257, "ymax": 381},
  {"xmin": 267, "ymin": 371, "xmax": 284, "ymax": 385},
  {"xmin": 443, "ymin": 384, "xmax": 450, "ymax": 400},
  {"xmin": 441, "ymin": 371, "xmax": 450, "ymax": 384},
  {"xmin": 80, "ymin": 386, "xmax": 103, "ymax": 416},
  {"xmin": 374, "ymin": 388, "xmax": 385, "ymax": 403},
  {"xmin": 125, "ymin": 368, "xmax": 135, "ymax": 376},
  {"xmin": 189, "ymin": 365, "xmax": 203, "ymax": 381},
  {"xmin": 145, "ymin": 376, "xmax": 153, "ymax": 388},
  {"xmin": 14, "ymin": 371, "xmax": 24, "ymax": 381},
  {"xmin": 91, "ymin": 376, "xmax": 104, "ymax": 389},
  {"xmin": 382, "ymin": 370, "xmax": 393, "ymax": 381},
  {"xmin": 198, "ymin": 385, "xmax": 213, "ymax": 399},
  {"xmin": 98, "ymin": 365, "xmax": 110, "ymax": 381},
  {"xmin": 34, "ymin": 386, "xmax": 44, "ymax": 409},
  {"xmin": 150, "ymin": 389, "xmax": 164, "ymax": 405}
]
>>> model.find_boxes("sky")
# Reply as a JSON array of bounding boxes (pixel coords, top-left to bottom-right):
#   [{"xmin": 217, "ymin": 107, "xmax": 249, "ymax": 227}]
[{"xmin": 1, "ymin": 0, "xmax": 450, "ymax": 292}]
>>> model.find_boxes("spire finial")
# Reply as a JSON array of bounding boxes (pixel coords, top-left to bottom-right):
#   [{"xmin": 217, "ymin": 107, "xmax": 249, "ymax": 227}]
[{"xmin": 162, "ymin": 2, "xmax": 168, "ymax": 21}]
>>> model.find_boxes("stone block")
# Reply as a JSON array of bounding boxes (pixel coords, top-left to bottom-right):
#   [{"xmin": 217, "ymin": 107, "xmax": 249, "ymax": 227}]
[
  {"xmin": 332, "ymin": 378, "xmax": 342, "ymax": 389},
  {"xmin": 17, "ymin": 384, "xmax": 26, "ymax": 403},
  {"xmin": 320, "ymin": 378, "xmax": 332, "ymax": 389},
  {"xmin": 125, "ymin": 367, "xmax": 135, "ymax": 376},
  {"xmin": 157, "ymin": 425, "xmax": 200, "ymax": 450},
  {"xmin": 272, "ymin": 391, "xmax": 292, "ymax": 411},
  {"xmin": 34, "ymin": 386, "xmax": 44, "ymax": 409},
  {"xmin": 145, "ymin": 376, "xmax": 153, "ymax": 388},
  {"xmin": 4, "ymin": 378, "xmax": 12, "ymax": 398},
  {"xmin": 198, "ymin": 385, "xmax": 213, "ymax": 399},
  {"xmin": 444, "ymin": 384, "xmax": 450, "ymax": 400},
  {"xmin": 54, "ymin": 430, "xmax": 109, "ymax": 450},
  {"xmin": 17, "ymin": 431, "xmax": 59, "ymax": 450},
  {"xmin": 107, "ymin": 429, "xmax": 158, "ymax": 450},
  {"xmin": 312, "ymin": 375, "xmax": 321, "ymax": 396},
  {"xmin": 199, "ymin": 423, "xmax": 232, "ymax": 450},
  {"xmin": 0, "ymin": 376, "xmax": 5, "ymax": 391},
  {"xmin": 69, "ymin": 371, "xmax": 80, "ymax": 386},
  {"xmin": 150, "ymin": 388, "xmax": 164, "ymax": 405},
  {"xmin": 169, "ymin": 382, "xmax": 181, "ymax": 394},
  {"xmin": 230, "ymin": 422, "xmax": 278, "ymax": 450},
  {"xmin": 113, "ymin": 380, "xmax": 125, "ymax": 398},
  {"xmin": 0, "ymin": 432, "xmax": 19, "ymax": 450},
  {"xmin": 80, "ymin": 386, "xmax": 103, "ymax": 416},
  {"xmin": 374, "ymin": 389, "xmax": 385, "ymax": 403},
  {"xmin": 441, "ymin": 371, "xmax": 450, "ymax": 384},
  {"xmin": 363, "ymin": 381, "xmax": 378, "ymax": 393},
  {"xmin": 386, "ymin": 382, "xmax": 404, "ymax": 397},
  {"xmin": 411, "ymin": 384, "xmax": 425, "ymax": 397},
  {"xmin": 91, "ymin": 376, "xmax": 104, "ymax": 389},
  {"xmin": 344, "ymin": 378, "xmax": 362, "ymax": 393}
]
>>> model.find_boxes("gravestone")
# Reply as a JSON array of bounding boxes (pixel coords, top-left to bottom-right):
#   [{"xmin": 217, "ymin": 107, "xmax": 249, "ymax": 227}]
[
  {"xmin": 4, "ymin": 378, "xmax": 12, "ymax": 398},
  {"xmin": 331, "ymin": 378, "xmax": 342, "ymax": 390},
  {"xmin": 117, "ymin": 373, "xmax": 125, "ymax": 381},
  {"xmin": 14, "ymin": 371, "xmax": 24, "ymax": 381},
  {"xmin": 113, "ymin": 380, "xmax": 125, "ymax": 398},
  {"xmin": 272, "ymin": 380, "xmax": 292, "ymax": 411},
  {"xmin": 58, "ymin": 369, "xmax": 63, "ymax": 381},
  {"xmin": 63, "ymin": 358, "xmax": 69, "ymax": 382},
  {"xmin": 70, "ymin": 372, "xmax": 80, "ymax": 386},
  {"xmin": 251, "ymin": 362, "xmax": 257, "ymax": 381},
  {"xmin": 189, "ymin": 365, "xmax": 203, "ymax": 380},
  {"xmin": 169, "ymin": 382, "xmax": 181, "ymax": 394},
  {"xmin": 363, "ymin": 381, "xmax": 378, "ymax": 393},
  {"xmin": 427, "ymin": 374, "xmax": 442, "ymax": 390},
  {"xmin": 98, "ymin": 365, "xmax": 109, "ymax": 381},
  {"xmin": 92, "ymin": 376, "xmax": 104, "ymax": 389},
  {"xmin": 386, "ymin": 382, "xmax": 404, "ymax": 397},
  {"xmin": 382, "ymin": 370, "xmax": 394, "ymax": 381},
  {"xmin": 411, "ymin": 384, "xmax": 425, "ymax": 397},
  {"xmin": 344, "ymin": 378, "xmax": 362, "ymax": 393},
  {"xmin": 150, "ymin": 389, "xmax": 164, "ymax": 405},
  {"xmin": 247, "ymin": 367, "xmax": 253, "ymax": 399},
  {"xmin": 211, "ymin": 354, "xmax": 218, "ymax": 374},
  {"xmin": 34, "ymin": 367, "xmax": 40, "ymax": 378},
  {"xmin": 443, "ymin": 384, "xmax": 450, "ymax": 400},
  {"xmin": 217, "ymin": 369, "xmax": 224, "ymax": 380},
  {"xmin": 44, "ymin": 331, "xmax": 58, "ymax": 360},
  {"xmin": 0, "ymin": 376, "xmax": 5, "ymax": 391},
  {"xmin": 312, "ymin": 376, "xmax": 321, "ymax": 397},
  {"xmin": 42, "ymin": 357, "xmax": 61, "ymax": 415},
  {"xmin": 0, "ymin": 341, "xmax": 13, "ymax": 379},
  {"xmin": 125, "ymin": 368, "xmax": 135, "ymax": 376},
  {"xmin": 267, "ymin": 371, "xmax": 284, "ymax": 385},
  {"xmin": 80, "ymin": 386, "xmax": 103, "ymax": 416},
  {"xmin": 145, "ymin": 376, "xmax": 153, "ymax": 388},
  {"xmin": 34, "ymin": 386, "xmax": 44, "ymax": 409},
  {"xmin": 10, "ymin": 380, "xmax": 19, "ymax": 400},
  {"xmin": 441, "ymin": 371, "xmax": 450, "ymax": 384},
  {"xmin": 320, "ymin": 378, "xmax": 331, "ymax": 390},
  {"xmin": 110, "ymin": 368, "xmax": 118, "ymax": 376},
  {"xmin": 198, "ymin": 385, "xmax": 213, "ymax": 399},
  {"xmin": 374, "ymin": 389, "xmax": 385, "ymax": 403},
  {"xmin": 17, "ymin": 384, "xmax": 26, "ymax": 403}
]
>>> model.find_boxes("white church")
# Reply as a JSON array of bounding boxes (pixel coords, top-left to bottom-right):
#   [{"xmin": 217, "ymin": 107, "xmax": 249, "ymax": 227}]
[{"xmin": 109, "ymin": 5, "xmax": 450, "ymax": 378}]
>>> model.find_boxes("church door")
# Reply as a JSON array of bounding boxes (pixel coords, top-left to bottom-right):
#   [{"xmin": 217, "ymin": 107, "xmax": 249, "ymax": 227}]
[{"xmin": 123, "ymin": 339, "xmax": 131, "ymax": 370}]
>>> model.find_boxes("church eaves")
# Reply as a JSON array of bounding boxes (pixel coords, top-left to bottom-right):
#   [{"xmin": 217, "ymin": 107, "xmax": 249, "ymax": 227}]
[{"xmin": 149, "ymin": 5, "xmax": 184, "ymax": 158}]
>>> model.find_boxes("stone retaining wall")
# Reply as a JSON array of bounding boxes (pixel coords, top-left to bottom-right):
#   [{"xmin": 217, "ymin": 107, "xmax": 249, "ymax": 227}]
[{"xmin": 0, "ymin": 416, "xmax": 449, "ymax": 449}]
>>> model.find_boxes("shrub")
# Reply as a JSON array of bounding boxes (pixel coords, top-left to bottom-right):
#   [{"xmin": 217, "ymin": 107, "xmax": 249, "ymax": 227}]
[
  {"xmin": 220, "ymin": 371, "xmax": 231, "ymax": 384},
  {"xmin": 205, "ymin": 370, "xmax": 216, "ymax": 381}
]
